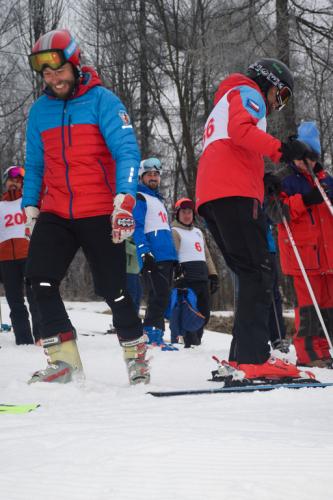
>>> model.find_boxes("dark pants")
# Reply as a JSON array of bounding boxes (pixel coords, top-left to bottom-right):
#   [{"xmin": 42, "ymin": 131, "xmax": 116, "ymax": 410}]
[
  {"xmin": 200, "ymin": 197, "xmax": 272, "ymax": 364},
  {"xmin": 269, "ymin": 253, "xmax": 287, "ymax": 344},
  {"xmin": 1, "ymin": 259, "xmax": 41, "ymax": 344},
  {"xmin": 142, "ymin": 261, "xmax": 174, "ymax": 331},
  {"xmin": 126, "ymin": 273, "xmax": 142, "ymax": 314},
  {"xmin": 26, "ymin": 213, "xmax": 142, "ymax": 341},
  {"xmin": 293, "ymin": 273, "xmax": 333, "ymax": 363}
]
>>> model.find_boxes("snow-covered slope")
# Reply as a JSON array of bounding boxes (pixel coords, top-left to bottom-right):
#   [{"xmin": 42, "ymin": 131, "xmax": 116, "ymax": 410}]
[{"xmin": 0, "ymin": 300, "xmax": 332, "ymax": 500}]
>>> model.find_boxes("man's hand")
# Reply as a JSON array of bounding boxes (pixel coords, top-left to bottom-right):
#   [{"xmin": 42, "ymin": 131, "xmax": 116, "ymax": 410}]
[
  {"xmin": 173, "ymin": 263, "xmax": 185, "ymax": 287},
  {"xmin": 263, "ymin": 173, "xmax": 282, "ymax": 196},
  {"xmin": 141, "ymin": 252, "xmax": 157, "ymax": 273},
  {"xmin": 24, "ymin": 206, "xmax": 40, "ymax": 240},
  {"xmin": 280, "ymin": 139, "xmax": 313, "ymax": 163},
  {"xmin": 111, "ymin": 193, "xmax": 136, "ymax": 244}
]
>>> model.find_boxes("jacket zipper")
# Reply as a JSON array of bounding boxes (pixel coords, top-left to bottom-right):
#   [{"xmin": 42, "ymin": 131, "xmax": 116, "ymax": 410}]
[
  {"xmin": 68, "ymin": 115, "xmax": 72, "ymax": 146},
  {"xmin": 61, "ymin": 101, "xmax": 74, "ymax": 218},
  {"xmin": 307, "ymin": 208, "xmax": 315, "ymax": 225},
  {"xmin": 98, "ymin": 160, "xmax": 114, "ymax": 195}
]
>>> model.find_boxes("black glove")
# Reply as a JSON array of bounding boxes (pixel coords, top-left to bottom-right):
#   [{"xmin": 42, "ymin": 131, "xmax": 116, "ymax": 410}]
[
  {"xmin": 173, "ymin": 264, "xmax": 185, "ymax": 287},
  {"xmin": 209, "ymin": 274, "xmax": 219, "ymax": 295},
  {"xmin": 313, "ymin": 162, "xmax": 324, "ymax": 175},
  {"xmin": 280, "ymin": 139, "xmax": 312, "ymax": 163},
  {"xmin": 141, "ymin": 252, "xmax": 157, "ymax": 272},
  {"xmin": 302, "ymin": 187, "xmax": 324, "ymax": 206},
  {"xmin": 174, "ymin": 263, "xmax": 184, "ymax": 279},
  {"xmin": 264, "ymin": 173, "xmax": 282, "ymax": 196}
]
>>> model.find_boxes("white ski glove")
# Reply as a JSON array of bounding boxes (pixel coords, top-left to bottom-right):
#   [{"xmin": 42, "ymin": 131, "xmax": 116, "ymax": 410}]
[
  {"xmin": 24, "ymin": 206, "xmax": 40, "ymax": 240},
  {"xmin": 111, "ymin": 193, "xmax": 136, "ymax": 244}
]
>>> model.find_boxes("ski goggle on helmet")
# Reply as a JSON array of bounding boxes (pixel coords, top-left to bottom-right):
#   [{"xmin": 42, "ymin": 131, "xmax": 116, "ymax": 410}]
[
  {"xmin": 175, "ymin": 198, "xmax": 195, "ymax": 211},
  {"xmin": 29, "ymin": 29, "xmax": 81, "ymax": 74},
  {"xmin": 139, "ymin": 158, "xmax": 162, "ymax": 177},
  {"xmin": 248, "ymin": 60, "xmax": 293, "ymax": 111},
  {"xmin": 276, "ymin": 86, "xmax": 292, "ymax": 110},
  {"xmin": 3, "ymin": 166, "xmax": 25, "ymax": 183}
]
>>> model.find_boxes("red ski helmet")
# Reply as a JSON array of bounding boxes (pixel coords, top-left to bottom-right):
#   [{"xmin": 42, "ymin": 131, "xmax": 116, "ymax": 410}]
[
  {"xmin": 175, "ymin": 198, "xmax": 195, "ymax": 211},
  {"xmin": 174, "ymin": 198, "xmax": 195, "ymax": 221},
  {"xmin": 29, "ymin": 29, "xmax": 81, "ymax": 74}
]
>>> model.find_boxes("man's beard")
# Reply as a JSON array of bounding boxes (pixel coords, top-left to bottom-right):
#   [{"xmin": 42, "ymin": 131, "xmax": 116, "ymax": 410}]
[
  {"xmin": 148, "ymin": 181, "xmax": 158, "ymax": 190},
  {"xmin": 48, "ymin": 79, "xmax": 76, "ymax": 99}
]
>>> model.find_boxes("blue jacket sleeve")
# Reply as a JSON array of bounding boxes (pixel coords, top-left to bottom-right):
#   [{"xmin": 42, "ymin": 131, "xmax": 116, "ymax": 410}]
[
  {"xmin": 133, "ymin": 198, "xmax": 150, "ymax": 258},
  {"xmin": 97, "ymin": 88, "xmax": 141, "ymax": 198},
  {"xmin": 22, "ymin": 102, "xmax": 45, "ymax": 208}
]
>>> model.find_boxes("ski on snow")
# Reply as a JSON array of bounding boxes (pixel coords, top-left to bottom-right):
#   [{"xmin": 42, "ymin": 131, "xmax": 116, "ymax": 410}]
[
  {"xmin": 0, "ymin": 403, "xmax": 40, "ymax": 414},
  {"xmin": 148, "ymin": 380, "xmax": 333, "ymax": 397}
]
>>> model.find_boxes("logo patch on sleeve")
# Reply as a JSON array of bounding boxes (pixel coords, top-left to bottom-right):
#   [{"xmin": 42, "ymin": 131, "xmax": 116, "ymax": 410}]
[
  {"xmin": 118, "ymin": 110, "xmax": 131, "ymax": 126},
  {"xmin": 247, "ymin": 99, "xmax": 260, "ymax": 113}
]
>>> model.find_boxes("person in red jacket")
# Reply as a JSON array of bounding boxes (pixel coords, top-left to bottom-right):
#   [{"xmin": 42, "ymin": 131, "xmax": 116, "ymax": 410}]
[
  {"xmin": 0, "ymin": 166, "xmax": 40, "ymax": 344},
  {"xmin": 273, "ymin": 122, "xmax": 333, "ymax": 368},
  {"xmin": 196, "ymin": 58, "xmax": 315, "ymax": 381}
]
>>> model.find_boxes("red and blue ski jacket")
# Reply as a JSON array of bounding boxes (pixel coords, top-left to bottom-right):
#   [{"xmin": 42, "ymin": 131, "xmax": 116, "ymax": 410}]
[
  {"xmin": 22, "ymin": 67, "xmax": 140, "ymax": 218},
  {"xmin": 196, "ymin": 73, "xmax": 282, "ymax": 210},
  {"xmin": 278, "ymin": 169, "xmax": 333, "ymax": 275}
]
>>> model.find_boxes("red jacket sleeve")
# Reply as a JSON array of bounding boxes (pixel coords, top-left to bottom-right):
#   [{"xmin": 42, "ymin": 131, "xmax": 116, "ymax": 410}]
[{"xmin": 227, "ymin": 89, "xmax": 282, "ymax": 163}]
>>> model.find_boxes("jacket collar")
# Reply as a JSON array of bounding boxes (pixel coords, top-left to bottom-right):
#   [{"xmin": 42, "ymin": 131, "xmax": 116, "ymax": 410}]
[{"xmin": 138, "ymin": 182, "xmax": 163, "ymax": 200}]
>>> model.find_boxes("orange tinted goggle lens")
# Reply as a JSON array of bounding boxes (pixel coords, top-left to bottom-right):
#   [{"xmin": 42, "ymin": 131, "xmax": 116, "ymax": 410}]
[
  {"xmin": 29, "ymin": 50, "xmax": 65, "ymax": 73},
  {"xmin": 277, "ymin": 86, "xmax": 292, "ymax": 106}
]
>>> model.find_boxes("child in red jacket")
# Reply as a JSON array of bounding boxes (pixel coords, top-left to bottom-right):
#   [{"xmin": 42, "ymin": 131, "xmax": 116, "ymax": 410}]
[
  {"xmin": 0, "ymin": 166, "xmax": 40, "ymax": 344},
  {"xmin": 275, "ymin": 123, "xmax": 333, "ymax": 368}
]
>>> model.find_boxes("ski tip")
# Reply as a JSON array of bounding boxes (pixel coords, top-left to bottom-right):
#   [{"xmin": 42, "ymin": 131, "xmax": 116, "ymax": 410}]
[{"xmin": 0, "ymin": 403, "xmax": 41, "ymax": 414}]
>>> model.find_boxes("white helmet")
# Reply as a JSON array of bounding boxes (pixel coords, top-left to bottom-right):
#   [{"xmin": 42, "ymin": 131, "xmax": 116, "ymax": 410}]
[{"xmin": 139, "ymin": 157, "xmax": 162, "ymax": 178}]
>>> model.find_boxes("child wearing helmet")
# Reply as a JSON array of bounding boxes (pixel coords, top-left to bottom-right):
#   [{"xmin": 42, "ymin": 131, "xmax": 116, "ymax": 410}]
[
  {"xmin": 171, "ymin": 198, "xmax": 218, "ymax": 347},
  {"xmin": 0, "ymin": 166, "xmax": 40, "ymax": 344},
  {"xmin": 267, "ymin": 122, "xmax": 333, "ymax": 368}
]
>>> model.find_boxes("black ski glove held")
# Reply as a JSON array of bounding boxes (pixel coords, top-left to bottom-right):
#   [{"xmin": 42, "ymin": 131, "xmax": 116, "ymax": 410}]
[
  {"xmin": 264, "ymin": 173, "xmax": 282, "ymax": 196},
  {"xmin": 302, "ymin": 187, "xmax": 324, "ymax": 206},
  {"xmin": 280, "ymin": 139, "xmax": 311, "ymax": 163},
  {"xmin": 313, "ymin": 162, "xmax": 324, "ymax": 175},
  {"xmin": 141, "ymin": 252, "xmax": 157, "ymax": 272}
]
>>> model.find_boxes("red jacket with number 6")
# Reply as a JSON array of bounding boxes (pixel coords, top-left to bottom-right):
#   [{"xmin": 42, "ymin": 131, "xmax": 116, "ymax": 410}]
[
  {"xmin": 0, "ymin": 190, "xmax": 29, "ymax": 261},
  {"xmin": 196, "ymin": 73, "xmax": 283, "ymax": 210}
]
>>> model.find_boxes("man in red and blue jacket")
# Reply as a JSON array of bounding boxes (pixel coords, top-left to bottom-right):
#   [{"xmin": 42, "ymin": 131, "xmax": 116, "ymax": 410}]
[
  {"xmin": 196, "ymin": 58, "xmax": 315, "ymax": 381},
  {"xmin": 22, "ymin": 29, "xmax": 149, "ymax": 385}
]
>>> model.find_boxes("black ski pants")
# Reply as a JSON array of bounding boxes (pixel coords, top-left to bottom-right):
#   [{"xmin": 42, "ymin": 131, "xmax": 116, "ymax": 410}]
[
  {"xmin": 200, "ymin": 197, "xmax": 272, "ymax": 364},
  {"xmin": 268, "ymin": 253, "xmax": 287, "ymax": 345},
  {"xmin": 25, "ymin": 213, "xmax": 142, "ymax": 341},
  {"xmin": 0, "ymin": 259, "xmax": 41, "ymax": 344},
  {"xmin": 142, "ymin": 261, "xmax": 174, "ymax": 331}
]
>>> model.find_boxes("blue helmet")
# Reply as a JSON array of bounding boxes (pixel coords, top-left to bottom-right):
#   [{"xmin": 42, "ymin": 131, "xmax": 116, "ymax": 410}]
[{"xmin": 297, "ymin": 121, "xmax": 321, "ymax": 157}]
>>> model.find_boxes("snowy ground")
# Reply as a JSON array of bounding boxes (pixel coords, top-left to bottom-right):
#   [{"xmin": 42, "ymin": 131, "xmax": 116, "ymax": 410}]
[{"xmin": 1, "ymin": 299, "xmax": 333, "ymax": 500}]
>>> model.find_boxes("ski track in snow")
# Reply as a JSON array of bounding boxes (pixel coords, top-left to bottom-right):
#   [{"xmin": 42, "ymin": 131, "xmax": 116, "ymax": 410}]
[{"xmin": 0, "ymin": 300, "xmax": 332, "ymax": 500}]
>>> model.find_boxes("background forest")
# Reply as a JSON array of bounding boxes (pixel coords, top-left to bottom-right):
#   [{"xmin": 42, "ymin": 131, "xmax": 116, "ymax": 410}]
[{"xmin": 0, "ymin": 0, "xmax": 332, "ymax": 309}]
